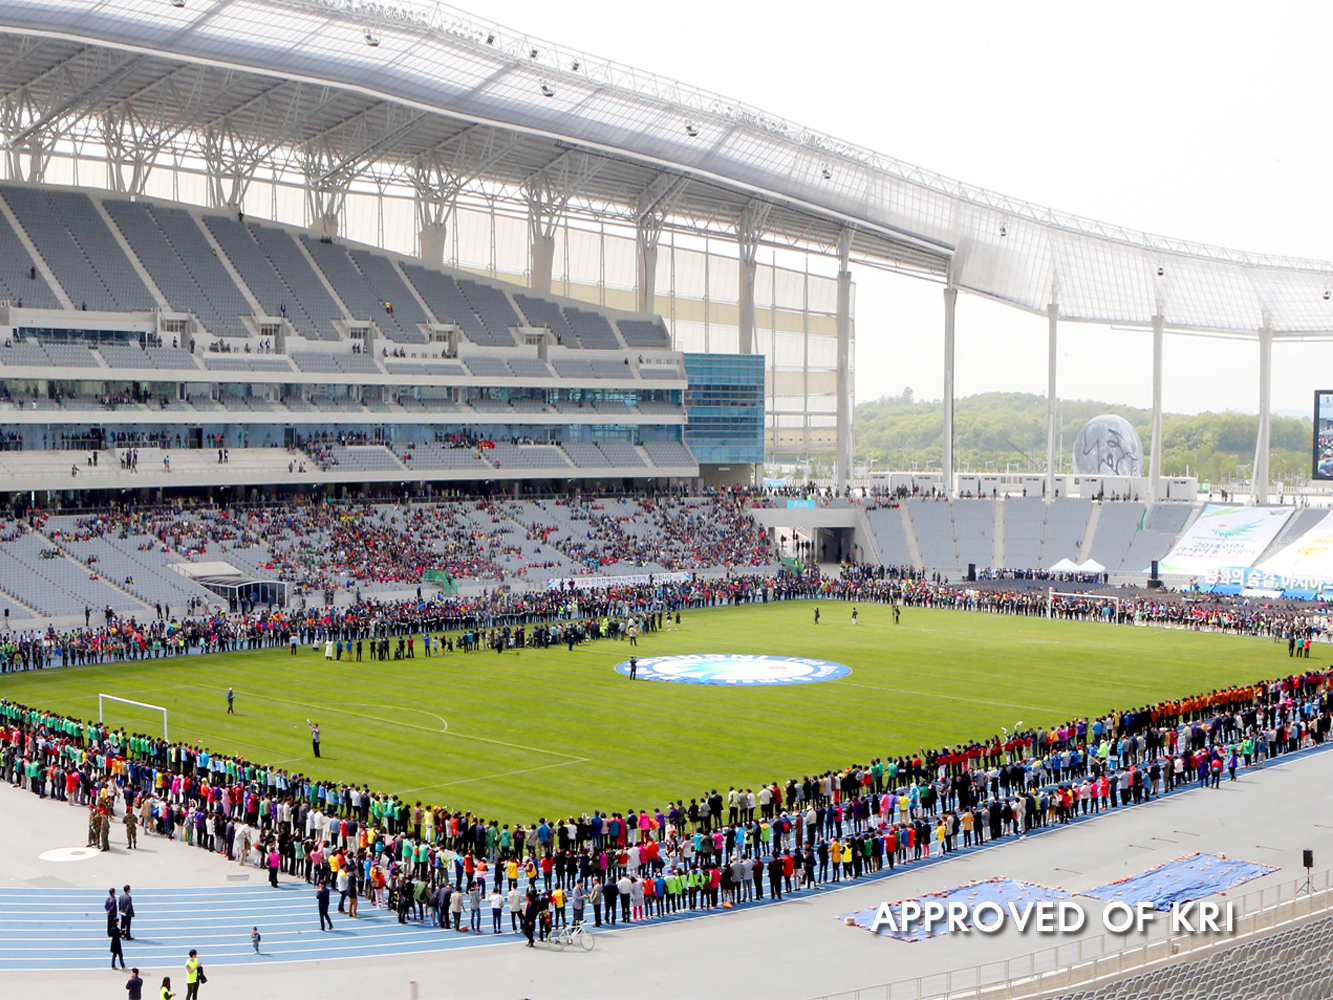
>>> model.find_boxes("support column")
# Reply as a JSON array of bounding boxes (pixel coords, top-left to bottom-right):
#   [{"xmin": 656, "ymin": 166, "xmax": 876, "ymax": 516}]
[
  {"xmin": 635, "ymin": 223, "xmax": 659, "ymax": 314},
  {"xmin": 529, "ymin": 231, "xmax": 555, "ymax": 294},
  {"xmin": 736, "ymin": 201, "xmax": 771, "ymax": 355},
  {"xmin": 942, "ymin": 283, "xmax": 958, "ymax": 497},
  {"xmin": 835, "ymin": 229, "xmax": 853, "ymax": 491},
  {"xmin": 1148, "ymin": 314, "xmax": 1164, "ymax": 502},
  {"xmin": 1254, "ymin": 326, "xmax": 1273, "ymax": 505},
  {"xmin": 738, "ymin": 257, "xmax": 757, "ymax": 354},
  {"xmin": 1046, "ymin": 302, "xmax": 1059, "ymax": 497},
  {"xmin": 418, "ymin": 223, "xmax": 447, "ymax": 267}
]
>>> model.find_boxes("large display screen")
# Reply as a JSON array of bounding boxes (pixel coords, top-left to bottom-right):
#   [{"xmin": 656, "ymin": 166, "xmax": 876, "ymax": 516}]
[{"xmin": 1316, "ymin": 391, "xmax": 1333, "ymax": 479}]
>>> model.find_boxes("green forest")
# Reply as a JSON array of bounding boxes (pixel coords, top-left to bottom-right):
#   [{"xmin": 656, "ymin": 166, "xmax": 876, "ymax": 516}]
[{"xmin": 852, "ymin": 390, "xmax": 1313, "ymax": 485}]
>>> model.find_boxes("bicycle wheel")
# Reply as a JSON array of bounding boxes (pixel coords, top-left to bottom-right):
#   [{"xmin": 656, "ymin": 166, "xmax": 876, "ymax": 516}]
[
  {"xmin": 548, "ymin": 930, "xmax": 568, "ymax": 952},
  {"xmin": 578, "ymin": 928, "xmax": 595, "ymax": 951}
]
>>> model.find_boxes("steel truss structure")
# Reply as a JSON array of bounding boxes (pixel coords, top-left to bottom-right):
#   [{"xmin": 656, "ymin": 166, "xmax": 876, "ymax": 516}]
[{"xmin": 0, "ymin": 0, "xmax": 1326, "ymax": 495}]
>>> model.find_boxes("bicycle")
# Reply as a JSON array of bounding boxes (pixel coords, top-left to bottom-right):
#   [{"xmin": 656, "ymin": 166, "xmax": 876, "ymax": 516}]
[{"xmin": 547, "ymin": 921, "xmax": 595, "ymax": 951}]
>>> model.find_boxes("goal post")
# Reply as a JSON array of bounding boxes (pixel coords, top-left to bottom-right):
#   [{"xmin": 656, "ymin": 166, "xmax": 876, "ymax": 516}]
[
  {"xmin": 1046, "ymin": 588, "xmax": 1121, "ymax": 625},
  {"xmin": 98, "ymin": 693, "xmax": 168, "ymax": 740}
]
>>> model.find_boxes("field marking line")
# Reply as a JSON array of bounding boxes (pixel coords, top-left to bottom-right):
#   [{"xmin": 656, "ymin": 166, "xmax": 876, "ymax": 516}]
[
  {"xmin": 190, "ymin": 686, "xmax": 583, "ymax": 761},
  {"xmin": 397, "ymin": 756, "xmax": 589, "ymax": 795},
  {"xmin": 339, "ymin": 702, "xmax": 447, "ymax": 732},
  {"xmin": 833, "ymin": 679, "xmax": 1072, "ymax": 715}
]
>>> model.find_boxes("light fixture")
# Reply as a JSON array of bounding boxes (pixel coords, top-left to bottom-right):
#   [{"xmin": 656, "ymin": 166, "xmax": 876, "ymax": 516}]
[
  {"xmin": 486, "ymin": 32, "xmax": 495, "ymax": 44},
  {"xmin": 685, "ymin": 123, "xmax": 698, "ymax": 137},
  {"xmin": 1157, "ymin": 264, "xmax": 1165, "ymax": 276},
  {"xmin": 365, "ymin": 31, "xmax": 379, "ymax": 46},
  {"xmin": 821, "ymin": 165, "xmax": 832, "ymax": 180},
  {"xmin": 530, "ymin": 47, "xmax": 539, "ymax": 59},
  {"xmin": 540, "ymin": 83, "xmax": 555, "ymax": 97},
  {"xmin": 571, "ymin": 59, "xmax": 580, "ymax": 71},
  {"xmin": 170, "ymin": 0, "xmax": 184, "ymax": 6},
  {"xmin": 999, "ymin": 224, "xmax": 1007, "ymax": 237},
  {"xmin": 1325, "ymin": 290, "xmax": 1330, "ymax": 301}
]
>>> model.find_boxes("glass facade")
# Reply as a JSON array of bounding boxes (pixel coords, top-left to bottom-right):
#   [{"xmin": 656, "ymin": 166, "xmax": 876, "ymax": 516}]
[{"xmin": 683, "ymin": 353, "xmax": 765, "ymax": 465}]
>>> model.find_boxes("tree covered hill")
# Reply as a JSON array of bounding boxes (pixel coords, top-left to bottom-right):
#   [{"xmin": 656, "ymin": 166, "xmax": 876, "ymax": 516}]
[{"xmin": 854, "ymin": 390, "xmax": 1312, "ymax": 484}]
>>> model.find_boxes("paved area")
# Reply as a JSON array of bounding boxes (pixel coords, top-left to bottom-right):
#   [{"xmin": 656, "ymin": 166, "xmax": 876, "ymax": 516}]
[{"xmin": 1, "ymin": 745, "xmax": 1331, "ymax": 997}]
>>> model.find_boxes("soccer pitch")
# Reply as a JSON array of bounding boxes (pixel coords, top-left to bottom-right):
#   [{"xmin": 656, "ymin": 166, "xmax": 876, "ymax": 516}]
[{"xmin": 0, "ymin": 603, "xmax": 1288, "ymax": 822}]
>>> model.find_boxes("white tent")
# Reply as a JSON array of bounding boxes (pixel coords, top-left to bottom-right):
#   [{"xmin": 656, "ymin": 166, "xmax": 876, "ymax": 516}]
[
  {"xmin": 1049, "ymin": 557, "xmax": 1080, "ymax": 572},
  {"xmin": 1079, "ymin": 559, "xmax": 1106, "ymax": 574}
]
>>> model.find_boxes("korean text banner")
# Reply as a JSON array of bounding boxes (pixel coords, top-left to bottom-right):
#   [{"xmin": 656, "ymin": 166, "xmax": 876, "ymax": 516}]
[
  {"xmin": 1158, "ymin": 504, "xmax": 1294, "ymax": 576},
  {"xmin": 1256, "ymin": 509, "xmax": 1333, "ymax": 582}
]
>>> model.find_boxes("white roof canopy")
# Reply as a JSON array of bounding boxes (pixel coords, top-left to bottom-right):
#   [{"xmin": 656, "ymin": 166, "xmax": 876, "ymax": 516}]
[{"xmin": 1, "ymin": 0, "xmax": 1331, "ymax": 336}]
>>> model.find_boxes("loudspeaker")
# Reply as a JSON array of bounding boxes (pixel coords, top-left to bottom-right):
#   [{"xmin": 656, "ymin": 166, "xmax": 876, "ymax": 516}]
[
  {"xmin": 967, "ymin": 563, "xmax": 976, "ymax": 582},
  {"xmin": 1150, "ymin": 560, "xmax": 1160, "ymax": 580},
  {"xmin": 1305, "ymin": 849, "xmax": 1315, "ymax": 869}
]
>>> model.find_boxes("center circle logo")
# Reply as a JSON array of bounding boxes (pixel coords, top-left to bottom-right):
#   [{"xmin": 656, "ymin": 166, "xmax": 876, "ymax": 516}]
[{"xmin": 615, "ymin": 654, "xmax": 851, "ymax": 686}]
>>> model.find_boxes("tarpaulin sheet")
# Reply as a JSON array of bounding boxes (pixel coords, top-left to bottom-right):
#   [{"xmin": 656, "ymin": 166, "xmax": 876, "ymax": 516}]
[
  {"xmin": 1082, "ymin": 852, "xmax": 1277, "ymax": 911},
  {"xmin": 840, "ymin": 877, "xmax": 1070, "ymax": 942}
]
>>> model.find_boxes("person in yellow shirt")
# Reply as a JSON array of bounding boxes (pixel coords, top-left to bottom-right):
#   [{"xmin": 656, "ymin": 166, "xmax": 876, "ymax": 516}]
[
  {"xmin": 550, "ymin": 885, "xmax": 566, "ymax": 926},
  {"xmin": 183, "ymin": 950, "xmax": 200, "ymax": 1000}
]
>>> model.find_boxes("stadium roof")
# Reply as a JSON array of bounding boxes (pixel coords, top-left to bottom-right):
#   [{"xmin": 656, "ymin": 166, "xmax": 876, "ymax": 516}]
[{"xmin": 2, "ymin": 0, "xmax": 1332, "ymax": 338}]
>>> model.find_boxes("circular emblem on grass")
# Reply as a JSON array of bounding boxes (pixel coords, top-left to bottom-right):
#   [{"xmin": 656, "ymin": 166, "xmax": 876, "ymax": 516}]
[{"xmin": 615, "ymin": 654, "xmax": 850, "ymax": 686}]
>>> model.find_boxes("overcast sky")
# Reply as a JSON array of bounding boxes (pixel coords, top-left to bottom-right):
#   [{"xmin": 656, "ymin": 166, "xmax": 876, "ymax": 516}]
[{"xmin": 484, "ymin": 0, "xmax": 1332, "ymax": 417}]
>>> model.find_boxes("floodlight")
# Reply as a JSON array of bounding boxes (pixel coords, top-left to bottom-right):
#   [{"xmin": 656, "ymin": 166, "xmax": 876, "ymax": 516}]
[
  {"xmin": 821, "ymin": 166, "xmax": 832, "ymax": 180},
  {"xmin": 540, "ymin": 83, "xmax": 555, "ymax": 97},
  {"xmin": 530, "ymin": 47, "xmax": 539, "ymax": 59},
  {"xmin": 685, "ymin": 123, "xmax": 699, "ymax": 137},
  {"xmin": 572, "ymin": 60, "xmax": 581, "ymax": 71},
  {"xmin": 486, "ymin": 33, "xmax": 495, "ymax": 44},
  {"xmin": 365, "ymin": 32, "xmax": 379, "ymax": 46},
  {"xmin": 1325, "ymin": 290, "xmax": 1330, "ymax": 301},
  {"xmin": 1157, "ymin": 265, "xmax": 1164, "ymax": 276},
  {"xmin": 170, "ymin": 0, "xmax": 184, "ymax": 6},
  {"xmin": 999, "ymin": 224, "xmax": 1007, "ymax": 237}
]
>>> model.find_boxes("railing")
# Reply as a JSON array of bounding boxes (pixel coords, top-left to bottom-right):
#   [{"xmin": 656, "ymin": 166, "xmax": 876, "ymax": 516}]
[{"xmin": 812, "ymin": 869, "xmax": 1333, "ymax": 1000}]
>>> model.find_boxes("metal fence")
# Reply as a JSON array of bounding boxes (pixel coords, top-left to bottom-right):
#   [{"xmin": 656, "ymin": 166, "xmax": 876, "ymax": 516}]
[{"xmin": 813, "ymin": 868, "xmax": 1333, "ymax": 1000}]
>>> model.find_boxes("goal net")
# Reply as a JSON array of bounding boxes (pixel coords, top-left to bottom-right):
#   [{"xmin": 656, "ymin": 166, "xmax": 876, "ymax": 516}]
[
  {"xmin": 99, "ymin": 693, "xmax": 169, "ymax": 739},
  {"xmin": 1046, "ymin": 589, "xmax": 1121, "ymax": 625}
]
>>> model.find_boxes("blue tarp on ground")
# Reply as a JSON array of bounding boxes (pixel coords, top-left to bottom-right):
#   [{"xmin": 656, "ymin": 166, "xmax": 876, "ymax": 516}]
[
  {"xmin": 1081, "ymin": 852, "xmax": 1277, "ymax": 911},
  {"xmin": 840, "ymin": 877, "xmax": 1070, "ymax": 942}
]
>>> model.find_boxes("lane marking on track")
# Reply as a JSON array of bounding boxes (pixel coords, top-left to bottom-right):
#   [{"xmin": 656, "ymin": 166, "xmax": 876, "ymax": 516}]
[
  {"xmin": 832, "ymin": 679, "xmax": 1073, "ymax": 715},
  {"xmin": 193, "ymin": 686, "xmax": 583, "ymax": 760}
]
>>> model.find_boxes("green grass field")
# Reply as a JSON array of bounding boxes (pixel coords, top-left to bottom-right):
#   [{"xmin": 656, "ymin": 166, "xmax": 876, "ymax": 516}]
[{"xmin": 0, "ymin": 603, "xmax": 1293, "ymax": 823}]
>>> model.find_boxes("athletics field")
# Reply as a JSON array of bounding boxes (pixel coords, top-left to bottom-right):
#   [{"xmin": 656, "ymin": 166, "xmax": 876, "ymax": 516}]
[{"xmin": 0, "ymin": 603, "xmax": 1289, "ymax": 822}]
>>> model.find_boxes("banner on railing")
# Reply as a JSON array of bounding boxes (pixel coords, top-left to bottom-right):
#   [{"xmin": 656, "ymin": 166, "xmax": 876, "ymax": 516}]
[{"xmin": 545, "ymin": 572, "xmax": 691, "ymax": 591}]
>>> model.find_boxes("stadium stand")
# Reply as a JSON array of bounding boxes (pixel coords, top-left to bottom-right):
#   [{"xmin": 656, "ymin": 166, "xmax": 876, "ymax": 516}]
[
  {"xmin": 564, "ymin": 307, "xmax": 622, "ymax": 349},
  {"xmin": 1041, "ymin": 497, "xmax": 1091, "ymax": 569},
  {"xmin": 0, "ymin": 208, "xmax": 60, "ymax": 309},
  {"xmin": 105, "ymin": 199, "xmax": 250, "ymax": 338},
  {"xmin": 1086, "ymin": 502, "xmax": 1146, "ymax": 574},
  {"xmin": 865, "ymin": 506, "xmax": 914, "ymax": 567},
  {"xmin": 1054, "ymin": 912, "xmax": 1333, "ymax": 1000},
  {"xmin": 618, "ymin": 318, "xmax": 671, "ymax": 348},
  {"xmin": 952, "ymin": 498, "xmax": 993, "ymax": 572},
  {"xmin": 1, "ymin": 187, "xmax": 155, "ymax": 313},
  {"xmin": 455, "ymin": 279, "xmax": 520, "ymax": 346},
  {"xmin": 1002, "ymin": 496, "xmax": 1044, "ymax": 570},
  {"xmin": 642, "ymin": 439, "xmax": 695, "ymax": 467},
  {"xmin": 513, "ymin": 292, "xmax": 576, "ymax": 344},
  {"xmin": 909, "ymin": 499, "xmax": 957, "ymax": 572}
]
